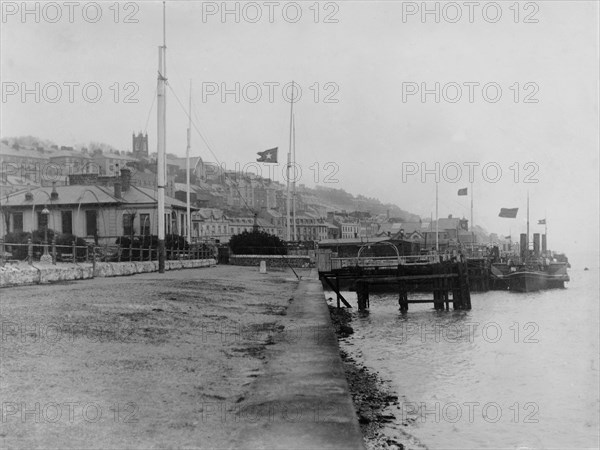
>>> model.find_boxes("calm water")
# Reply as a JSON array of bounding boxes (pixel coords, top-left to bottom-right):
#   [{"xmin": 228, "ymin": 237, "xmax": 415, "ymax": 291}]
[{"xmin": 335, "ymin": 259, "xmax": 599, "ymax": 449}]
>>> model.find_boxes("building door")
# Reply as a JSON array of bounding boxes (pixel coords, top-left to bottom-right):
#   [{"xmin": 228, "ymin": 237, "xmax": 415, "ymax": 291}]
[{"xmin": 86, "ymin": 210, "xmax": 98, "ymax": 237}]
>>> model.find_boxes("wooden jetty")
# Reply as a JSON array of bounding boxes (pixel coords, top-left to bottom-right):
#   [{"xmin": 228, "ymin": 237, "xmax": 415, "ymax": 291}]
[
  {"xmin": 320, "ymin": 261, "xmax": 472, "ymax": 312},
  {"xmin": 465, "ymin": 257, "xmax": 490, "ymax": 292}
]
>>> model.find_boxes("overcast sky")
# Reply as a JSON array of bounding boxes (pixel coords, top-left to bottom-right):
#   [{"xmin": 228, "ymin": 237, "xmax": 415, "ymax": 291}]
[{"xmin": 2, "ymin": 1, "xmax": 598, "ymax": 263}]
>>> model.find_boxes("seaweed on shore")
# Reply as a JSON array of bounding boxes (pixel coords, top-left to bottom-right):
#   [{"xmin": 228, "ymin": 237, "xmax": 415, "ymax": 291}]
[{"xmin": 328, "ymin": 305, "xmax": 405, "ymax": 450}]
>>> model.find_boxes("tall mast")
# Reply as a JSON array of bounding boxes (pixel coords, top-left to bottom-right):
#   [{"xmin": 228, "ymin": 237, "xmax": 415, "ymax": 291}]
[
  {"xmin": 292, "ymin": 112, "xmax": 297, "ymax": 241},
  {"xmin": 157, "ymin": 0, "xmax": 167, "ymax": 273},
  {"xmin": 526, "ymin": 190, "xmax": 530, "ymax": 256},
  {"xmin": 470, "ymin": 181, "xmax": 474, "ymax": 253},
  {"xmin": 435, "ymin": 182, "xmax": 439, "ymax": 252},
  {"xmin": 545, "ymin": 209, "xmax": 548, "ymax": 253},
  {"xmin": 286, "ymin": 81, "xmax": 295, "ymax": 242},
  {"xmin": 470, "ymin": 181, "xmax": 474, "ymax": 230},
  {"xmin": 186, "ymin": 80, "xmax": 192, "ymax": 244}
]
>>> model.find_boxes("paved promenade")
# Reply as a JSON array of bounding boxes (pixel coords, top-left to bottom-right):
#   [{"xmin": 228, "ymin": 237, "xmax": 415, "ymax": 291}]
[{"xmin": 0, "ymin": 265, "xmax": 364, "ymax": 449}]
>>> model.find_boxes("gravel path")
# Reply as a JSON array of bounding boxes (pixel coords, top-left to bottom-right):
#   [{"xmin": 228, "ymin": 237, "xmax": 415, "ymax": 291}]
[{"xmin": 1, "ymin": 266, "xmax": 310, "ymax": 449}]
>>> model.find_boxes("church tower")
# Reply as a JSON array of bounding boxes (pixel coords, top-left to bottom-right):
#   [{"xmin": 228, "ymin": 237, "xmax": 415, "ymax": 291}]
[{"xmin": 132, "ymin": 132, "xmax": 148, "ymax": 159}]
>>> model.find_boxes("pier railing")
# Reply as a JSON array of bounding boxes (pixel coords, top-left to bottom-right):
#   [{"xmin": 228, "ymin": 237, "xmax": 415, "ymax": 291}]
[{"xmin": 329, "ymin": 254, "xmax": 440, "ymax": 270}]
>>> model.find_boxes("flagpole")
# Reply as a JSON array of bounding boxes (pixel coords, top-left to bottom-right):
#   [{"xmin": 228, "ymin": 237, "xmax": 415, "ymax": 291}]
[
  {"xmin": 470, "ymin": 181, "xmax": 474, "ymax": 230},
  {"xmin": 186, "ymin": 79, "xmax": 192, "ymax": 245},
  {"xmin": 470, "ymin": 181, "xmax": 474, "ymax": 254},
  {"xmin": 157, "ymin": 0, "xmax": 167, "ymax": 273},
  {"xmin": 435, "ymin": 182, "xmax": 439, "ymax": 252},
  {"xmin": 286, "ymin": 81, "xmax": 295, "ymax": 242},
  {"xmin": 292, "ymin": 113, "xmax": 297, "ymax": 242}
]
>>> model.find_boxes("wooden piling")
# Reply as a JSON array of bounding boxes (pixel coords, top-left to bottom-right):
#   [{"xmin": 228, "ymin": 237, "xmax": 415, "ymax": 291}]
[{"xmin": 357, "ymin": 281, "xmax": 369, "ymax": 311}]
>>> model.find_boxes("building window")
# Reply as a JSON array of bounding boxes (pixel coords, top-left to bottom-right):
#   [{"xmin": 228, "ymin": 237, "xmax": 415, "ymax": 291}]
[
  {"xmin": 37, "ymin": 211, "xmax": 49, "ymax": 230},
  {"xmin": 61, "ymin": 211, "xmax": 73, "ymax": 235},
  {"xmin": 86, "ymin": 210, "xmax": 98, "ymax": 236},
  {"xmin": 123, "ymin": 214, "xmax": 135, "ymax": 236},
  {"xmin": 140, "ymin": 214, "xmax": 150, "ymax": 235},
  {"xmin": 12, "ymin": 212, "xmax": 23, "ymax": 233}
]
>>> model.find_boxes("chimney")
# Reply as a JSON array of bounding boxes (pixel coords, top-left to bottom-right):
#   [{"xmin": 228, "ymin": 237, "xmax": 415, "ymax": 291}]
[
  {"xmin": 50, "ymin": 181, "xmax": 58, "ymax": 200},
  {"xmin": 520, "ymin": 233, "xmax": 527, "ymax": 259},
  {"xmin": 533, "ymin": 233, "xmax": 540, "ymax": 257},
  {"xmin": 542, "ymin": 234, "xmax": 547, "ymax": 254},
  {"xmin": 120, "ymin": 167, "xmax": 131, "ymax": 191},
  {"xmin": 114, "ymin": 178, "xmax": 122, "ymax": 198}
]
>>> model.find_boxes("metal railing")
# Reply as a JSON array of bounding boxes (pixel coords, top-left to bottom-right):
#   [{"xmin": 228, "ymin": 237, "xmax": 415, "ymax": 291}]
[
  {"xmin": 330, "ymin": 254, "xmax": 441, "ymax": 270},
  {"xmin": 0, "ymin": 237, "xmax": 215, "ymax": 266}
]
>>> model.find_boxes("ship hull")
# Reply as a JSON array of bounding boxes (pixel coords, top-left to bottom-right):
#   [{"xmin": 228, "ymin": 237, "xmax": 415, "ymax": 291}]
[
  {"xmin": 505, "ymin": 271, "xmax": 564, "ymax": 292},
  {"xmin": 491, "ymin": 263, "xmax": 569, "ymax": 292}
]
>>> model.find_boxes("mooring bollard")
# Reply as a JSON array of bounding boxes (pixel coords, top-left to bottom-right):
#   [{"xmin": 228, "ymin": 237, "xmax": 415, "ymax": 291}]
[{"xmin": 259, "ymin": 260, "xmax": 267, "ymax": 274}]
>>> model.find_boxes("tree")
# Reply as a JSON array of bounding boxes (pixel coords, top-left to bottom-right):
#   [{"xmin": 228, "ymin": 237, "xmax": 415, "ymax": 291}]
[{"xmin": 229, "ymin": 230, "xmax": 287, "ymax": 255}]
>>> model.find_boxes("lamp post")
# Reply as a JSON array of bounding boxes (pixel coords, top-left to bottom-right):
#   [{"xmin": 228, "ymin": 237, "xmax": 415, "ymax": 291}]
[{"xmin": 40, "ymin": 206, "xmax": 52, "ymax": 263}]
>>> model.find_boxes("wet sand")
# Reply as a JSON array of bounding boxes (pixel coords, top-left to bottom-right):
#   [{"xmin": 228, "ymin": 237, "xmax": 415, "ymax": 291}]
[{"xmin": 328, "ymin": 306, "xmax": 408, "ymax": 450}]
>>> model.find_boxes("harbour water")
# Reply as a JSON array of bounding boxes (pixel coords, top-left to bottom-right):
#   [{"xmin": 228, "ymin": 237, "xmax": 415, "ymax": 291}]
[{"xmin": 335, "ymin": 259, "xmax": 599, "ymax": 449}]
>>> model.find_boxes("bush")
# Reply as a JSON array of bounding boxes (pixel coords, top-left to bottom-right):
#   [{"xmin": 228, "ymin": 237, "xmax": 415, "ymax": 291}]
[
  {"xmin": 4, "ymin": 231, "xmax": 34, "ymax": 260},
  {"xmin": 4, "ymin": 230, "xmax": 88, "ymax": 260},
  {"xmin": 115, "ymin": 234, "xmax": 190, "ymax": 260},
  {"xmin": 55, "ymin": 234, "xmax": 89, "ymax": 259},
  {"xmin": 229, "ymin": 230, "xmax": 287, "ymax": 255}
]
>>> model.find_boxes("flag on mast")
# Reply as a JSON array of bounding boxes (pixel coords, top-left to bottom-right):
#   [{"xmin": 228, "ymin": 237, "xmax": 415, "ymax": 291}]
[
  {"xmin": 457, "ymin": 188, "xmax": 468, "ymax": 196},
  {"xmin": 257, "ymin": 147, "xmax": 278, "ymax": 163},
  {"xmin": 538, "ymin": 219, "xmax": 546, "ymax": 225},
  {"xmin": 498, "ymin": 208, "xmax": 519, "ymax": 218}
]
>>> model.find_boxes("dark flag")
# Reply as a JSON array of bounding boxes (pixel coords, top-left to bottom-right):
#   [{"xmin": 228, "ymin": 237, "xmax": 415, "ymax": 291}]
[
  {"xmin": 457, "ymin": 188, "xmax": 468, "ymax": 196},
  {"xmin": 498, "ymin": 208, "xmax": 519, "ymax": 218},
  {"xmin": 505, "ymin": 235, "xmax": 511, "ymax": 240},
  {"xmin": 538, "ymin": 219, "xmax": 546, "ymax": 225},
  {"xmin": 256, "ymin": 147, "xmax": 278, "ymax": 163}
]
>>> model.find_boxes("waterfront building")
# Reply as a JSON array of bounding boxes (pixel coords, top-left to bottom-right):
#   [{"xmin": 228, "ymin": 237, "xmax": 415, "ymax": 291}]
[{"xmin": 0, "ymin": 168, "xmax": 192, "ymax": 244}]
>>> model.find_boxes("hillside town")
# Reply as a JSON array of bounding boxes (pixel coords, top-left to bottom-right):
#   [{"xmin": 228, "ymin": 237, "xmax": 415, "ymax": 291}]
[{"xmin": 0, "ymin": 135, "xmax": 505, "ymax": 252}]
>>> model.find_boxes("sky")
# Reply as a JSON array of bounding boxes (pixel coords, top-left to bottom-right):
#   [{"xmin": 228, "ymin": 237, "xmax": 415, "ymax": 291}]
[{"xmin": 1, "ymin": 1, "xmax": 598, "ymax": 264}]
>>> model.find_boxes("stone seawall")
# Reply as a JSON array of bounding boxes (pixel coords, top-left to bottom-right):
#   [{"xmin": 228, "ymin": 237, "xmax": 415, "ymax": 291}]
[
  {"xmin": 229, "ymin": 254, "xmax": 311, "ymax": 268},
  {"xmin": 0, "ymin": 259, "xmax": 216, "ymax": 287}
]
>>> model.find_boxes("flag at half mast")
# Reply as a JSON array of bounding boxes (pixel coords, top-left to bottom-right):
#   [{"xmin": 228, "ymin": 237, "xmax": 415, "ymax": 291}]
[
  {"xmin": 498, "ymin": 208, "xmax": 519, "ymax": 218},
  {"xmin": 256, "ymin": 147, "xmax": 278, "ymax": 163},
  {"xmin": 457, "ymin": 188, "xmax": 468, "ymax": 196}
]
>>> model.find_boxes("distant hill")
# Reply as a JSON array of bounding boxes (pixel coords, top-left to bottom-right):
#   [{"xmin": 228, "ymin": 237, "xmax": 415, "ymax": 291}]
[{"xmin": 309, "ymin": 185, "xmax": 421, "ymax": 221}]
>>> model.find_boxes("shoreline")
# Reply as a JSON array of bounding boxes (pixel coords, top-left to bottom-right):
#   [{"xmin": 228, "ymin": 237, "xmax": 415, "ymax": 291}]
[{"xmin": 328, "ymin": 305, "xmax": 408, "ymax": 450}]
